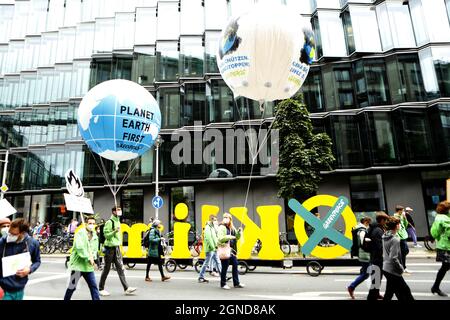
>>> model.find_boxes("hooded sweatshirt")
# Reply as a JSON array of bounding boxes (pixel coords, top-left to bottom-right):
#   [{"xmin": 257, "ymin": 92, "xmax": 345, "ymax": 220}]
[
  {"xmin": 68, "ymin": 228, "xmax": 99, "ymax": 273},
  {"xmin": 382, "ymin": 231, "xmax": 404, "ymax": 277},
  {"xmin": 0, "ymin": 234, "xmax": 41, "ymax": 292}
]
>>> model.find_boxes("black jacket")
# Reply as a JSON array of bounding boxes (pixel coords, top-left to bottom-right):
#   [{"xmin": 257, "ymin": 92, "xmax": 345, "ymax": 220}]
[{"xmin": 367, "ymin": 222, "xmax": 384, "ymax": 266}]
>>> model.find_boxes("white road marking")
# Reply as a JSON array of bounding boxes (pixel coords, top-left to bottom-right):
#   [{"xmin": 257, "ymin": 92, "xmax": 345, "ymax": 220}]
[
  {"xmin": 247, "ymin": 291, "xmax": 438, "ymax": 300},
  {"xmin": 28, "ymin": 274, "xmax": 69, "ymax": 285},
  {"xmin": 335, "ymin": 279, "xmax": 450, "ymax": 283}
]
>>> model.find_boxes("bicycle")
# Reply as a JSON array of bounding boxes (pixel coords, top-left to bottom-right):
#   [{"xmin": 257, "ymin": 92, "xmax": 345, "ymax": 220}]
[
  {"xmin": 189, "ymin": 231, "xmax": 203, "ymax": 258},
  {"xmin": 252, "ymin": 232, "xmax": 291, "ymax": 256}
]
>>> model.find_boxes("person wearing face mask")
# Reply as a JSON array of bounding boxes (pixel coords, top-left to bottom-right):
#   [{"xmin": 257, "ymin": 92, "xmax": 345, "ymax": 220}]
[
  {"xmin": 198, "ymin": 215, "xmax": 222, "ymax": 283},
  {"xmin": 64, "ymin": 216, "xmax": 100, "ymax": 300},
  {"xmin": 217, "ymin": 213, "xmax": 245, "ymax": 290},
  {"xmin": 0, "ymin": 218, "xmax": 11, "ymax": 237},
  {"xmin": 0, "ymin": 218, "xmax": 41, "ymax": 300},
  {"xmin": 98, "ymin": 206, "xmax": 136, "ymax": 297}
]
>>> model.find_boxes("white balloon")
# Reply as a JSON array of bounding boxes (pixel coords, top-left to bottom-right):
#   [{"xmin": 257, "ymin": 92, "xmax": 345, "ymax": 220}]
[{"xmin": 217, "ymin": 3, "xmax": 315, "ymax": 102}]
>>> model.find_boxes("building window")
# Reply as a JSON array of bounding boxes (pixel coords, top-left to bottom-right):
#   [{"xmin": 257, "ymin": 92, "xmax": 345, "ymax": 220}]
[
  {"xmin": 135, "ymin": 7, "xmax": 157, "ymax": 46},
  {"xmin": 113, "ymin": 12, "xmax": 135, "ymax": 50},
  {"xmin": 156, "ymin": 41, "xmax": 179, "ymax": 82},
  {"xmin": 160, "ymin": 138, "xmax": 179, "ymax": 180},
  {"xmin": 341, "ymin": 10, "xmax": 355, "ymax": 55},
  {"xmin": 112, "ymin": 57, "xmax": 132, "ymax": 81},
  {"xmin": 311, "ymin": 15, "xmax": 323, "ymax": 58},
  {"xmin": 170, "ymin": 186, "xmax": 195, "ymax": 232},
  {"xmin": 180, "ymin": 0, "xmax": 204, "ymax": 35},
  {"xmin": 397, "ymin": 109, "xmax": 434, "ymax": 163},
  {"xmin": 159, "ymin": 87, "xmax": 180, "ymax": 129},
  {"xmin": 205, "ymin": 0, "xmax": 228, "ymax": 30},
  {"xmin": 89, "ymin": 59, "xmax": 111, "ymax": 88},
  {"xmin": 386, "ymin": 54, "xmax": 426, "ymax": 104},
  {"xmin": 182, "ymin": 83, "xmax": 206, "ymax": 126},
  {"xmin": 121, "ymin": 189, "xmax": 144, "ymax": 225},
  {"xmin": 205, "ymin": 31, "xmax": 220, "ymax": 74},
  {"xmin": 301, "ymin": 67, "xmax": 325, "ymax": 113},
  {"xmin": 418, "ymin": 47, "xmax": 450, "ymax": 100},
  {"xmin": 316, "ymin": 11, "xmax": 347, "ymax": 57},
  {"xmin": 353, "ymin": 59, "xmax": 390, "ymax": 107},
  {"xmin": 180, "ymin": 36, "xmax": 204, "ymax": 77},
  {"xmin": 366, "ymin": 112, "xmax": 399, "ymax": 166},
  {"xmin": 334, "ymin": 64, "xmax": 355, "ymax": 110},
  {"xmin": 208, "ymin": 79, "xmax": 235, "ymax": 123},
  {"xmin": 157, "ymin": 1, "xmax": 180, "ymax": 41},
  {"xmin": 429, "ymin": 104, "xmax": 450, "ymax": 162},
  {"xmin": 330, "ymin": 115, "xmax": 364, "ymax": 169},
  {"xmin": 350, "ymin": 174, "xmax": 386, "ymax": 220},
  {"xmin": 421, "ymin": 170, "xmax": 450, "ymax": 229},
  {"xmin": 132, "ymin": 50, "xmax": 156, "ymax": 86},
  {"xmin": 376, "ymin": 2, "xmax": 416, "ymax": 51}
]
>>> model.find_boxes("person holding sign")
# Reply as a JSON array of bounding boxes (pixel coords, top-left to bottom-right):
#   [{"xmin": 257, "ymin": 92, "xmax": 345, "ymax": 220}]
[
  {"xmin": 64, "ymin": 216, "xmax": 100, "ymax": 300},
  {"xmin": 98, "ymin": 207, "xmax": 137, "ymax": 297},
  {"xmin": 0, "ymin": 218, "xmax": 41, "ymax": 300}
]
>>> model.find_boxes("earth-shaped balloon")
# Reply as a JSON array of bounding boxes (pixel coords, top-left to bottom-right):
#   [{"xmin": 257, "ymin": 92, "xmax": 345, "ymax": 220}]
[{"xmin": 77, "ymin": 79, "xmax": 161, "ymax": 162}]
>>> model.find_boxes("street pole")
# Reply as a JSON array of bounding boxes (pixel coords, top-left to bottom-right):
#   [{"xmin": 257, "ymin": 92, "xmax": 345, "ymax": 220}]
[
  {"xmin": 155, "ymin": 135, "xmax": 162, "ymax": 220},
  {"xmin": 1, "ymin": 150, "xmax": 9, "ymax": 200}
]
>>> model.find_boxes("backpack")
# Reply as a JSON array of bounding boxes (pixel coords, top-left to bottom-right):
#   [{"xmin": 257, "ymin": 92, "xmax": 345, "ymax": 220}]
[
  {"xmin": 142, "ymin": 229, "xmax": 151, "ymax": 248},
  {"xmin": 351, "ymin": 227, "xmax": 365, "ymax": 258},
  {"xmin": 99, "ymin": 219, "xmax": 115, "ymax": 245}
]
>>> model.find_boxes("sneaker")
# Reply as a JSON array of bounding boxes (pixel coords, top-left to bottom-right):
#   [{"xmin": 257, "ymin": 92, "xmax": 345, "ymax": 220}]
[
  {"xmin": 221, "ymin": 285, "xmax": 231, "ymax": 290},
  {"xmin": 198, "ymin": 278, "xmax": 209, "ymax": 283},
  {"xmin": 234, "ymin": 283, "xmax": 245, "ymax": 288},
  {"xmin": 414, "ymin": 244, "xmax": 422, "ymax": 248},
  {"xmin": 125, "ymin": 287, "xmax": 137, "ymax": 295},
  {"xmin": 347, "ymin": 287, "xmax": 355, "ymax": 300},
  {"xmin": 377, "ymin": 294, "xmax": 384, "ymax": 300},
  {"xmin": 161, "ymin": 276, "xmax": 171, "ymax": 282},
  {"xmin": 145, "ymin": 277, "xmax": 152, "ymax": 282},
  {"xmin": 404, "ymin": 268, "xmax": 413, "ymax": 274},
  {"xmin": 99, "ymin": 290, "xmax": 110, "ymax": 297},
  {"xmin": 210, "ymin": 272, "xmax": 220, "ymax": 277}
]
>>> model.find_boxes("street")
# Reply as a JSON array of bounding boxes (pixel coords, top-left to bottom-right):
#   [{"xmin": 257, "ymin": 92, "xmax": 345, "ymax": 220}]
[{"xmin": 23, "ymin": 255, "xmax": 449, "ymax": 300}]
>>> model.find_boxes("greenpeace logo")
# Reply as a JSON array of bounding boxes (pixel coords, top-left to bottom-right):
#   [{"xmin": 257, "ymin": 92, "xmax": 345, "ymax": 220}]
[{"xmin": 322, "ymin": 198, "xmax": 346, "ymax": 230}]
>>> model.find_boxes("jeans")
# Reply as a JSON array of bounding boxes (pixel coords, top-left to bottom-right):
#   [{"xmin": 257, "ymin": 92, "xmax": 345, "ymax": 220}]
[
  {"xmin": 400, "ymin": 239, "xmax": 409, "ymax": 269},
  {"xmin": 407, "ymin": 228, "xmax": 418, "ymax": 245},
  {"xmin": 146, "ymin": 257, "xmax": 165, "ymax": 278},
  {"xmin": 349, "ymin": 262, "xmax": 370, "ymax": 290},
  {"xmin": 433, "ymin": 262, "xmax": 450, "ymax": 290},
  {"xmin": 99, "ymin": 246, "xmax": 129, "ymax": 291},
  {"xmin": 64, "ymin": 271, "xmax": 100, "ymax": 300},
  {"xmin": 3, "ymin": 290, "xmax": 24, "ymax": 300},
  {"xmin": 383, "ymin": 271, "xmax": 414, "ymax": 301},
  {"xmin": 367, "ymin": 263, "xmax": 383, "ymax": 301},
  {"xmin": 220, "ymin": 255, "xmax": 240, "ymax": 287},
  {"xmin": 199, "ymin": 251, "xmax": 222, "ymax": 279}
]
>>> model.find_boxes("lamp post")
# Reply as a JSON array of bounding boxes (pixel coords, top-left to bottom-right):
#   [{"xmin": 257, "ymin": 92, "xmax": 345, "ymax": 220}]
[{"xmin": 154, "ymin": 135, "xmax": 163, "ymax": 220}]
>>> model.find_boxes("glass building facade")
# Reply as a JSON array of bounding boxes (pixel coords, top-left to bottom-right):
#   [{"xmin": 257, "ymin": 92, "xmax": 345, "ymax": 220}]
[{"xmin": 0, "ymin": 0, "xmax": 448, "ymax": 238}]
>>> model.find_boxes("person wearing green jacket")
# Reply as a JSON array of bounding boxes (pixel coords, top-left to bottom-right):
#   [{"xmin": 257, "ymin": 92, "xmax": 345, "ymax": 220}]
[
  {"xmin": 145, "ymin": 220, "xmax": 170, "ymax": 282},
  {"xmin": 198, "ymin": 215, "xmax": 222, "ymax": 283},
  {"xmin": 431, "ymin": 201, "xmax": 450, "ymax": 297},
  {"xmin": 98, "ymin": 207, "xmax": 136, "ymax": 297},
  {"xmin": 217, "ymin": 213, "xmax": 244, "ymax": 290},
  {"xmin": 393, "ymin": 205, "xmax": 410, "ymax": 272},
  {"xmin": 64, "ymin": 216, "xmax": 100, "ymax": 300}
]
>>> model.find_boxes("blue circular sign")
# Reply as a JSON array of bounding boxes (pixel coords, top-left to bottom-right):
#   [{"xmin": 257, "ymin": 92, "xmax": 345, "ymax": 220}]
[
  {"xmin": 152, "ymin": 196, "xmax": 164, "ymax": 209},
  {"xmin": 77, "ymin": 79, "xmax": 162, "ymax": 162}
]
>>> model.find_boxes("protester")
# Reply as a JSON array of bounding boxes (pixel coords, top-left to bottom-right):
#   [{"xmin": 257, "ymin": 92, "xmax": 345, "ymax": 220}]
[
  {"xmin": 367, "ymin": 211, "xmax": 389, "ymax": 300},
  {"xmin": 198, "ymin": 215, "xmax": 222, "ymax": 283},
  {"xmin": 393, "ymin": 205, "xmax": 411, "ymax": 273},
  {"xmin": 98, "ymin": 207, "xmax": 137, "ymax": 296},
  {"xmin": 405, "ymin": 207, "xmax": 421, "ymax": 248},
  {"xmin": 0, "ymin": 218, "xmax": 41, "ymax": 300},
  {"xmin": 68, "ymin": 219, "xmax": 78, "ymax": 235},
  {"xmin": 347, "ymin": 217, "xmax": 372, "ymax": 299},
  {"xmin": 0, "ymin": 218, "xmax": 11, "ymax": 237},
  {"xmin": 382, "ymin": 217, "xmax": 414, "ymax": 301},
  {"xmin": 430, "ymin": 201, "xmax": 450, "ymax": 297},
  {"xmin": 217, "ymin": 213, "xmax": 245, "ymax": 290},
  {"xmin": 145, "ymin": 220, "xmax": 170, "ymax": 282},
  {"xmin": 64, "ymin": 216, "xmax": 100, "ymax": 300}
]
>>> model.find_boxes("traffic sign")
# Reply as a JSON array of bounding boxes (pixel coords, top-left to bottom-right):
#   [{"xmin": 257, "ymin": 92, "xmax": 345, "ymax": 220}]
[
  {"xmin": 152, "ymin": 196, "xmax": 164, "ymax": 209},
  {"xmin": 0, "ymin": 185, "xmax": 8, "ymax": 193},
  {"xmin": 65, "ymin": 169, "xmax": 84, "ymax": 197}
]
